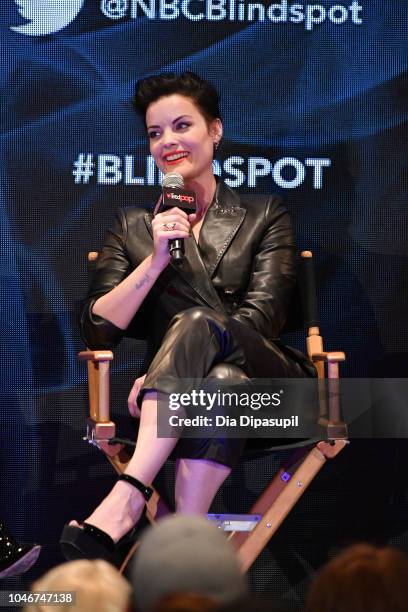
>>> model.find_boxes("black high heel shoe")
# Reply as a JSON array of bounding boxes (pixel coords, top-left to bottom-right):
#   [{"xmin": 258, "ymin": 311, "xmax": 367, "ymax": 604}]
[
  {"xmin": 59, "ymin": 474, "xmax": 153, "ymax": 566},
  {"xmin": 0, "ymin": 521, "xmax": 41, "ymax": 578}
]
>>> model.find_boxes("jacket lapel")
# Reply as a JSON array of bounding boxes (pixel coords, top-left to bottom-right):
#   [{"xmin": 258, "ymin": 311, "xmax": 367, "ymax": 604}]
[
  {"xmin": 143, "ymin": 180, "xmax": 246, "ymax": 312},
  {"xmin": 143, "ymin": 211, "xmax": 225, "ymax": 312},
  {"xmin": 176, "ymin": 232, "xmax": 226, "ymax": 312},
  {"xmin": 198, "ymin": 181, "xmax": 246, "ymax": 278}
]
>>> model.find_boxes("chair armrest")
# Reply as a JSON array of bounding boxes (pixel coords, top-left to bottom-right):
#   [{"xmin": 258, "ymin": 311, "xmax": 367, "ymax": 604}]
[
  {"xmin": 78, "ymin": 350, "xmax": 113, "ymax": 362},
  {"xmin": 312, "ymin": 351, "xmax": 347, "ymax": 435},
  {"xmin": 312, "ymin": 351, "xmax": 345, "ymax": 380},
  {"xmin": 312, "ymin": 351, "xmax": 345, "ymax": 363},
  {"xmin": 78, "ymin": 350, "xmax": 113, "ymax": 422}
]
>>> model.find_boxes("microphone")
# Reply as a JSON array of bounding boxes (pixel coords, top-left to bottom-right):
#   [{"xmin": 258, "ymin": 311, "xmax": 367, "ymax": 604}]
[
  {"xmin": 162, "ymin": 171, "xmax": 184, "ymax": 190},
  {"xmin": 162, "ymin": 172, "xmax": 197, "ymax": 263}
]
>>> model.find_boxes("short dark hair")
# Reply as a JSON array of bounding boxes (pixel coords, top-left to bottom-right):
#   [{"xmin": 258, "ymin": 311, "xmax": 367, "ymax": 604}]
[{"xmin": 133, "ymin": 71, "xmax": 221, "ymax": 127}]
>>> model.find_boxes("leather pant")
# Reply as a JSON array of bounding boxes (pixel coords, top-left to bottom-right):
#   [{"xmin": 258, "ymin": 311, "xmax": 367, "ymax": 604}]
[{"xmin": 141, "ymin": 307, "xmax": 314, "ymax": 467}]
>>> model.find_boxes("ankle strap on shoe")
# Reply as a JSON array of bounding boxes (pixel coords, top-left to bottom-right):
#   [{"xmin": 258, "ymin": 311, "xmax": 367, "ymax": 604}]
[{"xmin": 118, "ymin": 474, "xmax": 153, "ymax": 501}]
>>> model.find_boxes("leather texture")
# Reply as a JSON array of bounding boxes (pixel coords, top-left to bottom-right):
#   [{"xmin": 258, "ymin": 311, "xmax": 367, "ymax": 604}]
[
  {"xmin": 80, "ymin": 180, "xmax": 300, "ymax": 355},
  {"xmin": 80, "ymin": 180, "xmax": 315, "ymax": 467},
  {"xmin": 138, "ymin": 305, "xmax": 315, "ymax": 467}
]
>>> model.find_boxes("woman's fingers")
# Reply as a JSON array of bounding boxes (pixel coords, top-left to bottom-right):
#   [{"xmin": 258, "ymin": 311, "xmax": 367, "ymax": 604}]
[
  {"xmin": 157, "ymin": 227, "xmax": 190, "ymax": 238},
  {"xmin": 153, "ymin": 214, "xmax": 191, "ymax": 233},
  {"xmin": 155, "ymin": 208, "xmax": 190, "ymax": 228},
  {"xmin": 160, "ymin": 206, "xmax": 188, "ymax": 219},
  {"xmin": 152, "ymin": 207, "xmax": 194, "ymax": 262},
  {"xmin": 154, "ymin": 220, "xmax": 190, "ymax": 233},
  {"xmin": 127, "ymin": 374, "xmax": 146, "ymax": 418}
]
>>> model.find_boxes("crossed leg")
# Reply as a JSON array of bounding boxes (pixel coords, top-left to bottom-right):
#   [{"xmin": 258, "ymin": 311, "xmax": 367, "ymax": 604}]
[
  {"xmin": 69, "ymin": 307, "xmax": 305, "ymax": 541},
  {"xmin": 70, "ymin": 391, "xmax": 231, "ymax": 542}
]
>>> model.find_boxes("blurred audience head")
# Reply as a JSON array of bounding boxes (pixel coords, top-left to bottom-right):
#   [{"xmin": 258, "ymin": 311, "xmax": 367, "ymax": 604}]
[
  {"xmin": 151, "ymin": 592, "xmax": 218, "ymax": 612},
  {"xmin": 151, "ymin": 593, "xmax": 287, "ymax": 612},
  {"xmin": 131, "ymin": 515, "xmax": 247, "ymax": 612},
  {"xmin": 216, "ymin": 595, "xmax": 290, "ymax": 611},
  {"xmin": 24, "ymin": 559, "xmax": 132, "ymax": 612},
  {"xmin": 305, "ymin": 543, "xmax": 408, "ymax": 612}
]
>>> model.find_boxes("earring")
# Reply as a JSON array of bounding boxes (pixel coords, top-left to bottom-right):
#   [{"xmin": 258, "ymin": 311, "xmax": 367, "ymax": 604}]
[{"xmin": 214, "ymin": 141, "xmax": 219, "ymax": 150}]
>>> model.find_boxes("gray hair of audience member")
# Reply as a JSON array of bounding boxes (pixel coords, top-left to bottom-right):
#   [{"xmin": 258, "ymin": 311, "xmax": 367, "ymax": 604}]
[
  {"xmin": 23, "ymin": 559, "xmax": 132, "ymax": 612},
  {"xmin": 131, "ymin": 515, "xmax": 248, "ymax": 612}
]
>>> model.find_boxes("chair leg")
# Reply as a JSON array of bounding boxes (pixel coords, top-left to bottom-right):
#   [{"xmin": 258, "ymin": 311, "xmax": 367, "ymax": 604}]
[
  {"xmin": 228, "ymin": 446, "xmax": 312, "ymax": 549},
  {"xmin": 106, "ymin": 449, "xmax": 131, "ymax": 475},
  {"xmin": 235, "ymin": 440, "xmax": 348, "ymax": 572}
]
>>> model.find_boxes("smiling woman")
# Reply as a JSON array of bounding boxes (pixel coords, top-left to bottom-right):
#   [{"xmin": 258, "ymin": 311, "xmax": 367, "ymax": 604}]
[
  {"xmin": 138, "ymin": 72, "xmax": 223, "ymax": 221},
  {"xmin": 146, "ymin": 93, "xmax": 222, "ymax": 215},
  {"xmin": 59, "ymin": 71, "xmax": 316, "ymax": 566}
]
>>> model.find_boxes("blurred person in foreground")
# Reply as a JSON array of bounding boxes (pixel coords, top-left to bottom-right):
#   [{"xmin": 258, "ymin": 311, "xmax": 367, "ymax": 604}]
[
  {"xmin": 305, "ymin": 543, "xmax": 408, "ymax": 612},
  {"xmin": 23, "ymin": 559, "xmax": 132, "ymax": 612},
  {"xmin": 151, "ymin": 593, "xmax": 287, "ymax": 612},
  {"xmin": 131, "ymin": 515, "xmax": 247, "ymax": 612},
  {"xmin": 151, "ymin": 593, "xmax": 218, "ymax": 612}
]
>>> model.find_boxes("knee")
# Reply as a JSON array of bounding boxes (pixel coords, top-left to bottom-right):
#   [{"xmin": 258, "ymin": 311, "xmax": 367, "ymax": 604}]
[
  {"xmin": 208, "ymin": 363, "xmax": 247, "ymax": 380},
  {"xmin": 171, "ymin": 307, "xmax": 228, "ymax": 331}
]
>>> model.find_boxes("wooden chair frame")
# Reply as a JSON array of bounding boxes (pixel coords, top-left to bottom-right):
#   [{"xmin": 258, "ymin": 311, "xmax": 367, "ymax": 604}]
[{"xmin": 79, "ymin": 251, "xmax": 347, "ymax": 572}]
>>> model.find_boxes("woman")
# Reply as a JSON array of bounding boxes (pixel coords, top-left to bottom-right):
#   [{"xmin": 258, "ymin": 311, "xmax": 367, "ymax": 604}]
[{"xmin": 60, "ymin": 72, "xmax": 315, "ymax": 563}]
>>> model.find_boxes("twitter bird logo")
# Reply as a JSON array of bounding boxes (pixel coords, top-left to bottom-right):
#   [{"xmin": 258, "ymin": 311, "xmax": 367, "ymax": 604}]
[{"xmin": 11, "ymin": 0, "xmax": 85, "ymax": 36}]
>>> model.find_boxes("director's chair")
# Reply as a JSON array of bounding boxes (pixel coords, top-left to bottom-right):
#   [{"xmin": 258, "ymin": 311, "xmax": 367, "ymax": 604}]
[{"xmin": 79, "ymin": 250, "xmax": 348, "ymax": 572}]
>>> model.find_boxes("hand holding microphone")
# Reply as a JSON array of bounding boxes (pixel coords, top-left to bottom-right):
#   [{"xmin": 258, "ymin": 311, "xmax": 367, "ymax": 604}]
[
  {"xmin": 151, "ymin": 206, "xmax": 191, "ymax": 266},
  {"xmin": 152, "ymin": 172, "xmax": 197, "ymax": 264}
]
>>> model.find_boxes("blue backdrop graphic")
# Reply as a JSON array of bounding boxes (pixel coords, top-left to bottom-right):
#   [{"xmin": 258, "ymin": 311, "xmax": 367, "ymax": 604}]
[{"xmin": 0, "ymin": 0, "xmax": 407, "ymax": 596}]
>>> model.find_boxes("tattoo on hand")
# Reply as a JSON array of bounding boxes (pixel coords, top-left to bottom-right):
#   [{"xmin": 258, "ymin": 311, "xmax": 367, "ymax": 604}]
[{"xmin": 135, "ymin": 274, "xmax": 150, "ymax": 290}]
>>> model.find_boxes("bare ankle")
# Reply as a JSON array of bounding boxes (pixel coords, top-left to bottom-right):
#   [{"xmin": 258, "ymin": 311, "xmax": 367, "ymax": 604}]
[{"xmin": 114, "ymin": 481, "xmax": 145, "ymax": 517}]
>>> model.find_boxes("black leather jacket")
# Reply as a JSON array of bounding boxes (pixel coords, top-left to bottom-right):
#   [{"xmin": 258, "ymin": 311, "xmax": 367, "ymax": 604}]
[{"xmin": 80, "ymin": 180, "xmax": 297, "ymax": 353}]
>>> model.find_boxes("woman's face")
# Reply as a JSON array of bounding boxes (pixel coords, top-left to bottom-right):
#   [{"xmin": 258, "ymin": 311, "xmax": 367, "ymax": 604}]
[{"xmin": 146, "ymin": 94, "xmax": 222, "ymax": 184}]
